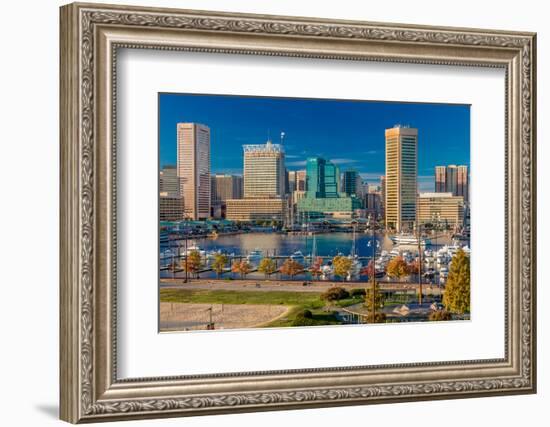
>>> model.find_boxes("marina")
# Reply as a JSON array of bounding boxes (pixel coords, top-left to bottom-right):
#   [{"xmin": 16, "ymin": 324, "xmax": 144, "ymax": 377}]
[{"xmin": 160, "ymin": 229, "xmax": 468, "ymax": 285}]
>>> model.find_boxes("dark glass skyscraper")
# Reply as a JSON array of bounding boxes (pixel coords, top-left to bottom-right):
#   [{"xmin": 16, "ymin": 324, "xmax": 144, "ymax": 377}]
[{"xmin": 306, "ymin": 157, "xmax": 340, "ymax": 199}]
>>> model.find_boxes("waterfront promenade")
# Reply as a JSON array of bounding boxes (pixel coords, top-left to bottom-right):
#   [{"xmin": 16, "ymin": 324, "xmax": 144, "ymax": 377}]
[{"xmin": 160, "ymin": 278, "xmax": 443, "ymax": 295}]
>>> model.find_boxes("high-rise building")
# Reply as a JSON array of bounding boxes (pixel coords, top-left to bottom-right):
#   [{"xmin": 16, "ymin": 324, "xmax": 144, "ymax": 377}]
[
  {"xmin": 287, "ymin": 170, "xmax": 296, "ymax": 194},
  {"xmin": 385, "ymin": 125, "xmax": 418, "ymax": 232},
  {"xmin": 177, "ymin": 123, "xmax": 211, "ymax": 220},
  {"xmin": 159, "ymin": 165, "xmax": 179, "ymax": 194},
  {"xmin": 211, "ymin": 174, "xmax": 243, "ymax": 204},
  {"xmin": 342, "ymin": 169, "xmax": 361, "ymax": 197},
  {"xmin": 159, "ymin": 191, "xmax": 184, "ymax": 221},
  {"xmin": 298, "ymin": 157, "xmax": 361, "ymax": 219},
  {"xmin": 434, "ymin": 165, "xmax": 469, "ymax": 202},
  {"xmin": 296, "ymin": 170, "xmax": 306, "ymax": 191},
  {"xmin": 210, "ymin": 174, "xmax": 243, "ymax": 218},
  {"xmin": 226, "ymin": 140, "xmax": 286, "ymax": 222},
  {"xmin": 457, "ymin": 165, "xmax": 469, "ymax": 202},
  {"xmin": 435, "ymin": 166, "xmax": 446, "ymax": 193},
  {"xmin": 446, "ymin": 165, "xmax": 458, "ymax": 196},
  {"xmin": 380, "ymin": 175, "xmax": 386, "ymax": 217},
  {"xmin": 365, "ymin": 192, "xmax": 383, "ymax": 219},
  {"xmin": 243, "ymin": 140, "xmax": 285, "ymax": 198},
  {"xmin": 417, "ymin": 192, "xmax": 464, "ymax": 228},
  {"xmin": 306, "ymin": 157, "xmax": 341, "ymax": 199}
]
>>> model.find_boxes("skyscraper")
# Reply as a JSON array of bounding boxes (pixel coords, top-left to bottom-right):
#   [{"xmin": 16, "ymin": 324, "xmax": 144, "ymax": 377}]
[
  {"xmin": 296, "ymin": 170, "xmax": 306, "ymax": 191},
  {"xmin": 159, "ymin": 165, "xmax": 180, "ymax": 194},
  {"xmin": 434, "ymin": 165, "xmax": 469, "ymax": 203},
  {"xmin": 298, "ymin": 157, "xmax": 361, "ymax": 219},
  {"xmin": 226, "ymin": 140, "xmax": 287, "ymax": 222},
  {"xmin": 211, "ymin": 174, "xmax": 243, "ymax": 203},
  {"xmin": 385, "ymin": 125, "xmax": 418, "ymax": 232},
  {"xmin": 435, "ymin": 166, "xmax": 446, "ymax": 193},
  {"xmin": 306, "ymin": 157, "xmax": 341, "ymax": 199},
  {"xmin": 342, "ymin": 169, "xmax": 360, "ymax": 197},
  {"xmin": 177, "ymin": 123, "xmax": 211, "ymax": 220},
  {"xmin": 210, "ymin": 174, "xmax": 244, "ymax": 218},
  {"xmin": 457, "ymin": 165, "xmax": 469, "ymax": 202},
  {"xmin": 446, "ymin": 165, "xmax": 458, "ymax": 196},
  {"xmin": 287, "ymin": 170, "xmax": 296, "ymax": 194},
  {"xmin": 243, "ymin": 140, "xmax": 285, "ymax": 198}
]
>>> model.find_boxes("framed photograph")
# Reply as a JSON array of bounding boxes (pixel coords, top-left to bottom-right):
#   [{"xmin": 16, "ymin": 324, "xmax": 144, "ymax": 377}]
[{"xmin": 60, "ymin": 2, "xmax": 537, "ymax": 423}]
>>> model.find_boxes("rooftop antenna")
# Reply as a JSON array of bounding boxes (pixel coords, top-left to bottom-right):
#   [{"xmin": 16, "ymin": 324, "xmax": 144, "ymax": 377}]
[
  {"xmin": 267, "ymin": 129, "xmax": 271, "ymax": 143},
  {"xmin": 280, "ymin": 131, "xmax": 285, "ymax": 145}
]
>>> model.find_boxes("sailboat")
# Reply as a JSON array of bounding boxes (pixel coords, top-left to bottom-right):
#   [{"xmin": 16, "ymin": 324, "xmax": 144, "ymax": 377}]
[{"xmin": 347, "ymin": 226, "xmax": 362, "ymax": 280}]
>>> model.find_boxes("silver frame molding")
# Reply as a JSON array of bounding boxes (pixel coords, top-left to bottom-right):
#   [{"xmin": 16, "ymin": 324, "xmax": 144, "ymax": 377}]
[{"xmin": 60, "ymin": 2, "xmax": 537, "ymax": 423}]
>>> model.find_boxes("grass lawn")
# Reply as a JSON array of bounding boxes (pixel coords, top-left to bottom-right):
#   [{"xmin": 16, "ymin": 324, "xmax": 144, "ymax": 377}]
[{"xmin": 160, "ymin": 288, "xmax": 341, "ymax": 327}]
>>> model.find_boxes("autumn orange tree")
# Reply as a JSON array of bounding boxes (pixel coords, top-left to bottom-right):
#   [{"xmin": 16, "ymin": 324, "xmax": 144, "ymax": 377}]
[
  {"xmin": 231, "ymin": 259, "xmax": 253, "ymax": 279},
  {"xmin": 386, "ymin": 256, "xmax": 409, "ymax": 281},
  {"xmin": 280, "ymin": 258, "xmax": 304, "ymax": 279},
  {"xmin": 182, "ymin": 250, "xmax": 203, "ymax": 278}
]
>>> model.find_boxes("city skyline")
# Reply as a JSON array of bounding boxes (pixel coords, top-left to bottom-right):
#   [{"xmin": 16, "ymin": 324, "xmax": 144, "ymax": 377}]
[{"xmin": 159, "ymin": 93, "xmax": 470, "ymax": 192}]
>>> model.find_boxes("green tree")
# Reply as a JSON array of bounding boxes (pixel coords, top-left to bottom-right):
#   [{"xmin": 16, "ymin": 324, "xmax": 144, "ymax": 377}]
[
  {"xmin": 332, "ymin": 255, "xmax": 353, "ymax": 281},
  {"xmin": 258, "ymin": 257, "xmax": 277, "ymax": 279},
  {"xmin": 280, "ymin": 258, "xmax": 304, "ymax": 279},
  {"xmin": 386, "ymin": 256, "xmax": 409, "ymax": 281},
  {"xmin": 442, "ymin": 248, "xmax": 470, "ymax": 314},
  {"xmin": 182, "ymin": 250, "xmax": 203, "ymax": 278},
  {"xmin": 211, "ymin": 253, "xmax": 228, "ymax": 278},
  {"xmin": 321, "ymin": 287, "xmax": 350, "ymax": 302}
]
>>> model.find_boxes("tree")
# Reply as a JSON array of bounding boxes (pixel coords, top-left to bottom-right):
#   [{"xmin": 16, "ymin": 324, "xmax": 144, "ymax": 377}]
[
  {"xmin": 321, "ymin": 287, "xmax": 350, "ymax": 302},
  {"xmin": 442, "ymin": 248, "xmax": 470, "ymax": 314},
  {"xmin": 211, "ymin": 253, "xmax": 228, "ymax": 278},
  {"xmin": 182, "ymin": 250, "xmax": 203, "ymax": 278},
  {"xmin": 258, "ymin": 257, "xmax": 277, "ymax": 279},
  {"xmin": 280, "ymin": 258, "xmax": 304, "ymax": 279},
  {"xmin": 386, "ymin": 256, "xmax": 409, "ymax": 281},
  {"xmin": 309, "ymin": 256, "xmax": 324, "ymax": 280},
  {"xmin": 429, "ymin": 310, "xmax": 452, "ymax": 321},
  {"xmin": 231, "ymin": 260, "xmax": 252, "ymax": 279},
  {"xmin": 332, "ymin": 255, "xmax": 353, "ymax": 281}
]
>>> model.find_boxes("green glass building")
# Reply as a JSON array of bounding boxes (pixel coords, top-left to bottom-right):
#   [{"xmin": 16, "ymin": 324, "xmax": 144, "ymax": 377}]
[{"xmin": 299, "ymin": 157, "xmax": 361, "ymax": 218}]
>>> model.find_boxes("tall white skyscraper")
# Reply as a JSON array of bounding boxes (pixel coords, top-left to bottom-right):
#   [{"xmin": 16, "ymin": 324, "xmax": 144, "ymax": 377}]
[
  {"xmin": 177, "ymin": 123, "xmax": 211, "ymax": 220},
  {"xmin": 243, "ymin": 140, "xmax": 285, "ymax": 198}
]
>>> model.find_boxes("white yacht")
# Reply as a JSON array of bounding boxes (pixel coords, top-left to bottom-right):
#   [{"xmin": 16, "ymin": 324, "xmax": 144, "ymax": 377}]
[
  {"xmin": 390, "ymin": 233, "xmax": 431, "ymax": 247},
  {"xmin": 346, "ymin": 254, "xmax": 362, "ymax": 280},
  {"xmin": 184, "ymin": 245, "xmax": 205, "ymax": 257},
  {"xmin": 246, "ymin": 249, "xmax": 263, "ymax": 264}
]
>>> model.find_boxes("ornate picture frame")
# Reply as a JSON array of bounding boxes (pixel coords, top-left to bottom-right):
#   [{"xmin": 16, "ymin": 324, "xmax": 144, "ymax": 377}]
[{"xmin": 60, "ymin": 2, "xmax": 536, "ymax": 423}]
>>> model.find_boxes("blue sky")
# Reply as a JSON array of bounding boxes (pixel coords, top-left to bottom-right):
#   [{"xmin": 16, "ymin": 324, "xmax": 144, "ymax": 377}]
[{"xmin": 159, "ymin": 93, "xmax": 470, "ymax": 192}]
